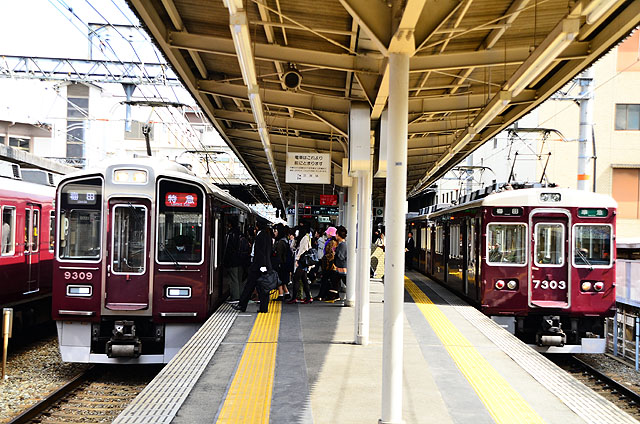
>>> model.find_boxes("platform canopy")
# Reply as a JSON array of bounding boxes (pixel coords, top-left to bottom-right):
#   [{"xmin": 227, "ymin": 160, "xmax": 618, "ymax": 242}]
[{"xmin": 128, "ymin": 0, "xmax": 640, "ymax": 209}]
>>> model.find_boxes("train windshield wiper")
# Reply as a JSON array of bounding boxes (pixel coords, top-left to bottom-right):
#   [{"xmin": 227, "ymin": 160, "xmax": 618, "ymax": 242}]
[
  {"xmin": 159, "ymin": 242, "xmax": 182, "ymax": 270},
  {"xmin": 576, "ymin": 248, "xmax": 593, "ymax": 270}
]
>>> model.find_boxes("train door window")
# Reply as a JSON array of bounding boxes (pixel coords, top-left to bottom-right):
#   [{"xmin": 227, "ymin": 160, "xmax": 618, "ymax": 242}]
[
  {"xmin": 31, "ymin": 209, "xmax": 40, "ymax": 252},
  {"xmin": 487, "ymin": 223, "xmax": 526, "ymax": 265},
  {"xmin": 111, "ymin": 205, "xmax": 147, "ymax": 274},
  {"xmin": 426, "ymin": 227, "xmax": 431, "ymax": 250},
  {"xmin": 157, "ymin": 179, "xmax": 205, "ymax": 265},
  {"xmin": 24, "ymin": 209, "xmax": 31, "ymax": 253},
  {"xmin": 534, "ymin": 223, "xmax": 564, "ymax": 266},
  {"xmin": 49, "ymin": 211, "xmax": 55, "ymax": 252},
  {"xmin": 58, "ymin": 177, "xmax": 103, "ymax": 261},
  {"xmin": 435, "ymin": 226, "xmax": 443, "ymax": 254},
  {"xmin": 467, "ymin": 222, "xmax": 475, "ymax": 263},
  {"xmin": 420, "ymin": 227, "xmax": 426, "ymax": 250},
  {"xmin": 1, "ymin": 206, "xmax": 15, "ymax": 255},
  {"xmin": 449, "ymin": 224, "xmax": 461, "ymax": 258},
  {"xmin": 573, "ymin": 224, "xmax": 613, "ymax": 267}
]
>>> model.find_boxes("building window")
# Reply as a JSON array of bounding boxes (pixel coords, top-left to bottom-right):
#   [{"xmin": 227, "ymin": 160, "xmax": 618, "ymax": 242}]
[
  {"xmin": 612, "ymin": 168, "xmax": 640, "ymax": 218},
  {"xmin": 615, "ymin": 104, "xmax": 640, "ymax": 130},
  {"xmin": 67, "ymin": 83, "xmax": 89, "ymax": 159},
  {"xmin": 9, "ymin": 137, "xmax": 29, "ymax": 151}
]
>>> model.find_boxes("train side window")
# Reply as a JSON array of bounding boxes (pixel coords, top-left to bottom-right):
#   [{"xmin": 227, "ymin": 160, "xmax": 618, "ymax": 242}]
[
  {"xmin": 435, "ymin": 226, "xmax": 443, "ymax": 254},
  {"xmin": 49, "ymin": 211, "xmax": 55, "ymax": 252},
  {"xmin": 1, "ymin": 206, "xmax": 16, "ymax": 256},
  {"xmin": 32, "ymin": 209, "xmax": 40, "ymax": 252},
  {"xmin": 573, "ymin": 224, "xmax": 613, "ymax": 267},
  {"xmin": 534, "ymin": 223, "xmax": 564, "ymax": 266},
  {"xmin": 487, "ymin": 223, "xmax": 527, "ymax": 266},
  {"xmin": 24, "ymin": 209, "xmax": 31, "ymax": 253}
]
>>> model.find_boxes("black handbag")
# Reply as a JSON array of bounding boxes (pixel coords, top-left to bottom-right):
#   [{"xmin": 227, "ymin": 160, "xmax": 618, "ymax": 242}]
[
  {"xmin": 257, "ymin": 269, "xmax": 280, "ymax": 292},
  {"xmin": 300, "ymin": 249, "xmax": 319, "ymax": 268}
]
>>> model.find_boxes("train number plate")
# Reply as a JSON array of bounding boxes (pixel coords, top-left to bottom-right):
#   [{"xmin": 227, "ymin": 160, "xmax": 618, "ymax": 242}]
[
  {"xmin": 64, "ymin": 271, "xmax": 93, "ymax": 281},
  {"xmin": 532, "ymin": 279, "xmax": 566, "ymax": 290}
]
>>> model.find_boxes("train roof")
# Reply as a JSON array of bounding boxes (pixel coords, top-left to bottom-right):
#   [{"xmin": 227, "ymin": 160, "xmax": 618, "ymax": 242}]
[
  {"xmin": 0, "ymin": 177, "xmax": 56, "ymax": 200},
  {"xmin": 58, "ymin": 158, "xmax": 252, "ymax": 212},
  {"xmin": 422, "ymin": 187, "xmax": 617, "ymax": 219}
]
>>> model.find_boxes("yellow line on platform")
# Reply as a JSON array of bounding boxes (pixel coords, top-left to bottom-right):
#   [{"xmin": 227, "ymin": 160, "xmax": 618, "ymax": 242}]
[
  {"xmin": 216, "ymin": 292, "xmax": 281, "ymax": 424},
  {"xmin": 405, "ymin": 277, "xmax": 545, "ymax": 424}
]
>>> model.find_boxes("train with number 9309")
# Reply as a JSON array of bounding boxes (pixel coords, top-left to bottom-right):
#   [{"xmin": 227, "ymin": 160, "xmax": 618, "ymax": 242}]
[
  {"xmin": 408, "ymin": 183, "xmax": 616, "ymax": 353},
  {"xmin": 52, "ymin": 158, "xmax": 262, "ymax": 363}
]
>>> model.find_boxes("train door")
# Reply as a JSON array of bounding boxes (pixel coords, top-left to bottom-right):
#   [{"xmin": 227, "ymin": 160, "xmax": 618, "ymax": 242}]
[
  {"xmin": 530, "ymin": 211, "xmax": 570, "ymax": 309},
  {"xmin": 465, "ymin": 218, "xmax": 478, "ymax": 299},
  {"xmin": 105, "ymin": 199, "xmax": 151, "ymax": 311},
  {"xmin": 24, "ymin": 204, "xmax": 41, "ymax": 294}
]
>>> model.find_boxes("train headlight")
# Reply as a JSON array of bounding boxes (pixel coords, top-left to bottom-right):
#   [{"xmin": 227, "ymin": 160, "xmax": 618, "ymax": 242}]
[
  {"xmin": 507, "ymin": 280, "xmax": 518, "ymax": 290},
  {"xmin": 594, "ymin": 282, "xmax": 604, "ymax": 292},
  {"xmin": 581, "ymin": 281, "xmax": 592, "ymax": 292},
  {"xmin": 166, "ymin": 286, "xmax": 192, "ymax": 298},
  {"xmin": 67, "ymin": 285, "xmax": 92, "ymax": 297},
  {"xmin": 540, "ymin": 192, "xmax": 561, "ymax": 202},
  {"xmin": 495, "ymin": 280, "xmax": 506, "ymax": 290},
  {"xmin": 113, "ymin": 169, "xmax": 148, "ymax": 184}
]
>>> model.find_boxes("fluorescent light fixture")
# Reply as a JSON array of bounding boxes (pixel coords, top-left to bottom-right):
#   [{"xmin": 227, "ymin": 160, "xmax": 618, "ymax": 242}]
[
  {"xmin": 507, "ymin": 19, "xmax": 579, "ymax": 97},
  {"xmin": 586, "ymin": 0, "xmax": 618, "ymax": 24},
  {"xmin": 473, "ymin": 91, "xmax": 511, "ymax": 130}
]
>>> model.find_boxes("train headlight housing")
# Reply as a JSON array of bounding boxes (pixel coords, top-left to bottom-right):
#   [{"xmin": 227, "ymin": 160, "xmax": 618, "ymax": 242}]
[
  {"xmin": 507, "ymin": 280, "xmax": 518, "ymax": 290},
  {"xmin": 540, "ymin": 192, "xmax": 561, "ymax": 202},
  {"xmin": 495, "ymin": 280, "xmax": 506, "ymax": 290},
  {"xmin": 594, "ymin": 282, "xmax": 604, "ymax": 292},
  {"xmin": 166, "ymin": 286, "xmax": 192, "ymax": 299},
  {"xmin": 581, "ymin": 281, "xmax": 592, "ymax": 292},
  {"xmin": 113, "ymin": 169, "xmax": 148, "ymax": 184},
  {"xmin": 67, "ymin": 285, "xmax": 92, "ymax": 297}
]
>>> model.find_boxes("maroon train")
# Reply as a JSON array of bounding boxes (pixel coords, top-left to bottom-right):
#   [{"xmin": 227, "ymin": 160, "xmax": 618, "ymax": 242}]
[
  {"xmin": 408, "ymin": 184, "xmax": 616, "ymax": 352},
  {"xmin": 0, "ymin": 161, "xmax": 56, "ymax": 332},
  {"xmin": 52, "ymin": 159, "xmax": 261, "ymax": 363}
]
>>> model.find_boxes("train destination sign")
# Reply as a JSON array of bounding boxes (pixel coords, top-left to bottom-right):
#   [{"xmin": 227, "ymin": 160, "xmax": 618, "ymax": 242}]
[
  {"xmin": 165, "ymin": 192, "xmax": 198, "ymax": 207},
  {"xmin": 67, "ymin": 191, "xmax": 97, "ymax": 205},
  {"xmin": 285, "ymin": 153, "xmax": 330, "ymax": 184},
  {"xmin": 578, "ymin": 208, "xmax": 608, "ymax": 217}
]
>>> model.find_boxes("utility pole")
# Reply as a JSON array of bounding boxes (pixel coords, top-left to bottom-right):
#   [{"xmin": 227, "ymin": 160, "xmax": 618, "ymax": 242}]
[{"xmin": 577, "ymin": 67, "xmax": 594, "ymax": 190}]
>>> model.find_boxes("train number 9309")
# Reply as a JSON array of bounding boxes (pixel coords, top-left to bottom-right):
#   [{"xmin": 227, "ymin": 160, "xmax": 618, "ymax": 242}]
[
  {"xmin": 532, "ymin": 279, "xmax": 566, "ymax": 290},
  {"xmin": 64, "ymin": 271, "xmax": 93, "ymax": 281}
]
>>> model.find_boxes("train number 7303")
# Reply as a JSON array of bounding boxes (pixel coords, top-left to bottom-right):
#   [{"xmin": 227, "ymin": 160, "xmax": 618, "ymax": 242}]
[{"xmin": 532, "ymin": 279, "xmax": 566, "ymax": 290}]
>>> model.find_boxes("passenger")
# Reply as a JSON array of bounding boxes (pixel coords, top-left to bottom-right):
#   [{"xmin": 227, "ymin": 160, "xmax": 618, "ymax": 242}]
[
  {"xmin": 223, "ymin": 222, "xmax": 242, "ymax": 303},
  {"xmin": 405, "ymin": 231, "xmax": 415, "ymax": 270},
  {"xmin": 331, "ymin": 226, "xmax": 348, "ymax": 301},
  {"xmin": 232, "ymin": 220, "xmax": 273, "ymax": 313},
  {"xmin": 375, "ymin": 231, "xmax": 385, "ymax": 251},
  {"xmin": 314, "ymin": 227, "xmax": 338, "ymax": 301},
  {"xmin": 287, "ymin": 223, "xmax": 313, "ymax": 304},
  {"xmin": 238, "ymin": 229, "xmax": 252, "ymax": 294},
  {"xmin": 2, "ymin": 219, "xmax": 10, "ymax": 254},
  {"xmin": 272, "ymin": 224, "xmax": 291, "ymax": 301}
]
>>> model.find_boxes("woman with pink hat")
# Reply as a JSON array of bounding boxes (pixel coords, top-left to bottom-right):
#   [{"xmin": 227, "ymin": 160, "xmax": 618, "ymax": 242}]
[{"xmin": 314, "ymin": 227, "xmax": 339, "ymax": 301}]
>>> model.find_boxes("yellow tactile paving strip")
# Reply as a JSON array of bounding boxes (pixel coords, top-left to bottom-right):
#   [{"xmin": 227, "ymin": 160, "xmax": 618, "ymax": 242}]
[
  {"xmin": 405, "ymin": 277, "xmax": 545, "ymax": 424},
  {"xmin": 216, "ymin": 292, "xmax": 281, "ymax": 424}
]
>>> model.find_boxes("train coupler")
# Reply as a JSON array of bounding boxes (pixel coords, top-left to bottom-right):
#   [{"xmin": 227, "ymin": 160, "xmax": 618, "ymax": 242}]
[
  {"xmin": 536, "ymin": 316, "xmax": 566, "ymax": 347},
  {"xmin": 106, "ymin": 320, "xmax": 142, "ymax": 358}
]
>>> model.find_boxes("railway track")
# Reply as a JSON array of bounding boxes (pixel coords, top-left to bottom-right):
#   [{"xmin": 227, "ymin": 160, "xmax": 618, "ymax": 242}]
[
  {"xmin": 8, "ymin": 364, "xmax": 160, "ymax": 424},
  {"xmin": 552, "ymin": 354, "xmax": 640, "ymax": 420}
]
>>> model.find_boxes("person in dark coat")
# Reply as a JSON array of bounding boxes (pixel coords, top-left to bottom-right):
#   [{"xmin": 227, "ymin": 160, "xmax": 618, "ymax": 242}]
[
  {"xmin": 405, "ymin": 231, "xmax": 415, "ymax": 270},
  {"xmin": 232, "ymin": 220, "xmax": 273, "ymax": 313}
]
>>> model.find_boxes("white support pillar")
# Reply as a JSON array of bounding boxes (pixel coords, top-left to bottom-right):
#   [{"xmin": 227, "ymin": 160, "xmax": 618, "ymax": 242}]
[
  {"xmin": 355, "ymin": 168, "xmax": 372, "ymax": 345},
  {"xmin": 294, "ymin": 189, "xmax": 299, "ymax": 227},
  {"xmin": 346, "ymin": 186, "xmax": 357, "ymax": 307},
  {"xmin": 381, "ymin": 52, "xmax": 409, "ymax": 424}
]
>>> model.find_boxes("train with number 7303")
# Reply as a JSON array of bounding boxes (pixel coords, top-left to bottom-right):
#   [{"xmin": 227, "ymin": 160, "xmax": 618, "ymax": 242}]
[
  {"xmin": 52, "ymin": 158, "xmax": 262, "ymax": 363},
  {"xmin": 408, "ymin": 183, "xmax": 616, "ymax": 353}
]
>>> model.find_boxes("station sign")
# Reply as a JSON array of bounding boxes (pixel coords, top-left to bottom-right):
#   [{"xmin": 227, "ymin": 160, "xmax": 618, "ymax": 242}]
[
  {"xmin": 286, "ymin": 153, "xmax": 331, "ymax": 184},
  {"xmin": 373, "ymin": 207, "xmax": 384, "ymax": 218},
  {"xmin": 318, "ymin": 216, "xmax": 331, "ymax": 223},
  {"xmin": 286, "ymin": 206, "xmax": 296, "ymax": 215},
  {"xmin": 320, "ymin": 195, "xmax": 338, "ymax": 206}
]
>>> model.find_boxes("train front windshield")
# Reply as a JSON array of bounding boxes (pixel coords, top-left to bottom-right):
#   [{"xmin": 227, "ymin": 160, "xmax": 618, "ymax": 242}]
[
  {"xmin": 156, "ymin": 180, "xmax": 204, "ymax": 264},
  {"xmin": 574, "ymin": 225, "xmax": 612, "ymax": 266},
  {"xmin": 58, "ymin": 178, "xmax": 103, "ymax": 260}
]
